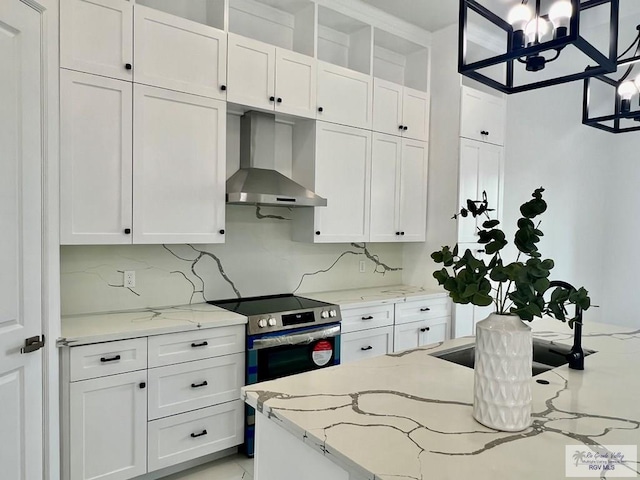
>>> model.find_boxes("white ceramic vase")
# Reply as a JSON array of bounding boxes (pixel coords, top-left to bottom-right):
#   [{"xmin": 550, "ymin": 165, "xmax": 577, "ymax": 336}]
[{"xmin": 473, "ymin": 313, "xmax": 532, "ymax": 432}]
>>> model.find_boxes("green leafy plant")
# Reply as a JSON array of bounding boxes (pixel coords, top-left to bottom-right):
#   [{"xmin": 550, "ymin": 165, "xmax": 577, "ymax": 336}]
[{"xmin": 431, "ymin": 188, "xmax": 590, "ymax": 326}]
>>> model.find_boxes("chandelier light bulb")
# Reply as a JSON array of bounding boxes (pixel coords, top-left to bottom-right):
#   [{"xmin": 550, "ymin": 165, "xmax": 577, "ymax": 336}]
[
  {"xmin": 525, "ymin": 17, "xmax": 551, "ymax": 45},
  {"xmin": 508, "ymin": 4, "xmax": 533, "ymax": 31},
  {"xmin": 618, "ymin": 81, "xmax": 637, "ymax": 100},
  {"xmin": 549, "ymin": 0, "xmax": 573, "ymax": 37}
]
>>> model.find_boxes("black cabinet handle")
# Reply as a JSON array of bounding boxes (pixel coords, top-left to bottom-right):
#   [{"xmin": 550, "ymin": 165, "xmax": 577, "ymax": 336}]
[
  {"xmin": 398, "ymin": 125, "xmax": 404, "ymax": 130},
  {"xmin": 277, "ymin": 97, "xmax": 282, "ymax": 103},
  {"xmin": 220, "ymin": 85, "xmax": 226, "ymax": 91},
  {"xmin": 361, "ymin": 346, "xmax": 373, "ymax": 351},
  {"xmin": 477, "ymin": 249, "xmax": 485, "ymax": 254},
  {"xmin": 139, "ymin": 382, "xmax": 146, "ymax": 389},
  {"xmin": 318, "ymin": 107, "xmax": 324, "ymax": 112},
  {"xmin": 269, "ymin": 96, "xmax": 275, "ymax": 102},
  {"xmin": 124, "ymin": 228, "xmax": 131, "ymax": 234},
  {"xmin": 100, "ymin": 355, "xmax": 121, "ymax": 363},
  {"xmin": 420, "ymin": 307, "xmax": 431, "ymax": 312},
  {"xmin": 481, "ymin": 130, "xmax": 489, "ymax": 136},
  {"xmin": 315, "ymin": 231, "xmax": 321, "ymax": 236},
  {"xmin": 125, "ymin": 63, "xmax": 132, "ymax": 70},
  {"xmin": 420, "ymin": 327, "xmax": 431, "ymax": 333},
  {"xmin": 361, "ymin": 316, "xmax": 374, "ymax": 320},
  {"xmin": 219, "ymin": 229, "xmax": 225, "ymax": 234},
  {"xmin": 395, "ymin": 232, "xmax": 400, "ymax": 236},
  {"xmin": 400, "ymin": 232, "xmax": 405, "ymax": 236},
  {"xmin": 403, "ymin": 126, "xmax": 408, "ymax": 131},
  {"xmin": 191, "ymin": 381, "xmax": 208, "ymax": 389},
  {"xmin": 191, "ymin": 430, "xmax": 208, "ymax": 438},
  {"xmin": 191, "ymin": 341, "xmax": 208, "ymax": 348}
]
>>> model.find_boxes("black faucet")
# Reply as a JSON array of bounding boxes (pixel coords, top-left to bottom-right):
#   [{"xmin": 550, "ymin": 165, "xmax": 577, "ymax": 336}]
[{"xmin": 548, "ymin": 280, "xmax": 585, "ymax": 370}]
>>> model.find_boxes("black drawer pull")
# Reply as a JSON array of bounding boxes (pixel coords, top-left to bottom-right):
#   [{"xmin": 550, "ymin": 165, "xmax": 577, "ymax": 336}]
[
  {"xmin": 190, "ymin": 430, "xmax": 208, "ymax": 438},
  {"xmin": 269, "ymin": 96, "xmax": 275, "ymax": 102},
  {"xmin": 191, "ymin": 341, "xmax": 208, "ymax": 348},
  {"xmin": 139, "ymin": 382, "xmax": 146, "ymax": 389},
  {"xmin": 361, "ymin": 346, "xmax": 373, "ymax": 351},
  {"xmin": 420, "ymin": 307, "xmax": 431, "ymax": 312},
  {"xmin": 220, "ymin": 85, "xmax": 226, "ymax": 91},
  {"xmin": 100, "ymin": 355, "xmax": 121, "ymax": 363},
  {"xmin": 420, "ymin": 327, "xmax": 431, "ymax": 333},
  {"xmin": 361, "ymin": 316, "xmax": 374, "ymax": 320},
  {"xmin": 191, "ymin": 381, "xmax": 208, "ymax": 389},
  {"xmin": 125, "ymin": 63, "xmax": 132, "ymax": 70}
]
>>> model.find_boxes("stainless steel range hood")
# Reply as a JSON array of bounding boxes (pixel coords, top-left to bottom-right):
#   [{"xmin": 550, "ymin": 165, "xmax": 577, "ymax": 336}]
[{"xmin": 226, "ymin": 111, "xmax": 327, "ymax": 207}]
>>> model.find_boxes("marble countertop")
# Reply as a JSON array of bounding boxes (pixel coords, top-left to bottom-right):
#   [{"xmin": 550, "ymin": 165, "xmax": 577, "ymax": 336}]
[
  {"xmin": 243, "ymin": 318, "xmax": 640, "ymax": 479},
  {"xmin": 59, "ymin": 303, "xmax": 247, "ymax": 346},
  {"xmin": 302, "ymin": 284, "xmax": 448, "ymax": 309}
]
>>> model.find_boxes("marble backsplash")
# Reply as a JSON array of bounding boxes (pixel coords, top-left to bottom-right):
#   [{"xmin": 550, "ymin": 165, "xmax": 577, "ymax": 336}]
[{"xmin": 60, "ymin": 206, "xmax": 406, "ymax": 315}]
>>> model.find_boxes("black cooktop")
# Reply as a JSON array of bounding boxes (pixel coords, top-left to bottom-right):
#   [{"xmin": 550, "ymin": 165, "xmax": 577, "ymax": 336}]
[{"xmin": 209, "ymin": 294, "xmax": 333, "ymax": 317}]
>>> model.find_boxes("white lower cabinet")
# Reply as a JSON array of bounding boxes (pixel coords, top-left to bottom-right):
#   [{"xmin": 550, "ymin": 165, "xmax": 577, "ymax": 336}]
[
  {"xmin": 393, "ymin": 318, "xmax": 449, "ymax": 352},
  {"xmin": 341, "ymin": 327, "xmax": 394, "ymax": 364},
  {"xmin": 69, "ymin": 371, "xmax": 147, "ymax": 480}
]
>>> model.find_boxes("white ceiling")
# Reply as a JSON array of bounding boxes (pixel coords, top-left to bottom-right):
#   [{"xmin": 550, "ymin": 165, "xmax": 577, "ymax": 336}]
[{"xmin": 358, "ymin": 0, "xmax": 459, "ymax": 32}]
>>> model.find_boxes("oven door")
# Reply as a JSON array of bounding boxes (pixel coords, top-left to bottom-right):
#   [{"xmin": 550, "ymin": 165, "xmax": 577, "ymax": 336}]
[{"xmin": 249, "ymin": 324, "xmax": 341, "ymax": 383}]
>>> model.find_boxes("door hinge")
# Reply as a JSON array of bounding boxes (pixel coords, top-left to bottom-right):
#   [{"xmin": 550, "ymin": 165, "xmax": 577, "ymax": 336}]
[{"xmin": 21, "ymin": 335, "xmax": 45, "ymax": 354}]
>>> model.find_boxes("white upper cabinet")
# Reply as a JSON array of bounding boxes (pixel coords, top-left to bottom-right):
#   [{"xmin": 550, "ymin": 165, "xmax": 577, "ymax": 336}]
[
  {"xmin": 373, "ymin": 79, "xmax": 430, "ymax": 141},
  {"xmin": 402, "ymin": 87, "xmax": 430, "ymax": 141},
  {"xmin": 460, "ymin": 86, "xmax": 506, "ymax": 146},
  {"xmin": 458, "ymin": 138, "xmax": 504, "ymax": 244},
  {"xmin": 370, "ymin": 134, "xmax": 428, "ymax": 243},
  {"xmin": 133, "ymin": 85, "xmax": 226, "ymax": 244},
  {"xmin": 60, "ymin": 0, "xmax": 133, "ymax": 81},
  {"xmin": 133, "ymin": 4, "xmax": 227, "ymax": 99},
  {"xmin": 227, "ymin": 34, "xmax": 316, "ymax": 118},
  {"xmin": 317, "ymin": 62, "xmax": 373, "ymax": 129},
  {"xmin": 60, "ymin": 70, "xmax": 133, "ymax": 245}
]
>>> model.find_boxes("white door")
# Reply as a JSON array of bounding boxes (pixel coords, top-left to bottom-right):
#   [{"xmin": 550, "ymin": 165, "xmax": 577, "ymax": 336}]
[
  {"xmin": 274, "ymin": 48, "xmax": 316, "ymax": 119},
  {"xmin": 60, "ymin": 70, "xmax": 133, "ymax": 244},
  {"xmin": 398, "ymin": 139, "xmax": 428, "ymax": 242},
  {"xmin": 402, "ymin": 87, "xmax": 430, "ymax": 141},
  {"xmin": 314, "ymin": 122, "xmax": 371, "ymax": 243},
  {"xmin": 134, "ymin": 5, "xmax": 227, "ymax": 100},
  {"xmin": 460, "ymin": 86, "xmax": 506, "ymax": 146},
  {"xmin": 60, "ymin": 0, "xmax": 133, "ymax": 81},
  {"xmin": 394, "ymin": 320, "xmax": 446, "ymax": 352},
  {"xmin": 317, "ymin": 62, "xmax": 373, "ymax": 129},
  {"xmin": 69, "ymin": 371, "xmax": 147, "ymax": 480},
  {"xmin": 0, "ymin": 1, "xmax": 44, "ymax": 478},
  {"xmin": 133, "ymin": 85, "xmax": 226, "ymax": 244},
  {"xmin": 370, "ymin": 133, "xmax": 401, "ymax": 242},
  {"xmin": 226, "ymin": 33, "xmax": 275, "ymax": 111},
  {"xmin": 372, "ymin": 78, "xmax": 403, "ymax": 136}
]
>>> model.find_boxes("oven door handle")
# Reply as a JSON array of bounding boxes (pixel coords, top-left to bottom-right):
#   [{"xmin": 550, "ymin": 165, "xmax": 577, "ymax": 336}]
[{"xmin": 251, "ymin": 325, "xmax": 340, "ymax": 350}]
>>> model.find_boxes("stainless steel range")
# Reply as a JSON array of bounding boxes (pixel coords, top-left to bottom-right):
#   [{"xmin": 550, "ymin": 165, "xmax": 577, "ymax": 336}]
[{"xmin": 209, "ymin": 294, "xmax": 342, "ymax": 456}]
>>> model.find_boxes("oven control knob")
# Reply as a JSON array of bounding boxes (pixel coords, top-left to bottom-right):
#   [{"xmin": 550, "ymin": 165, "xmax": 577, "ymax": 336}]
[
  {"xmin": 258, "ymin": 318, "xmax": 267, "ymax": 328},
  {"xmin": 321, "ymin": 310, "xmax": 329, "ymax": 319},
  {"xmin": 329, "ymin": 309, "xmax": 337, "ymax": 318},
  {"xmin": 268, "ymin": 317, "xmax": 277, "ymax": 327}
]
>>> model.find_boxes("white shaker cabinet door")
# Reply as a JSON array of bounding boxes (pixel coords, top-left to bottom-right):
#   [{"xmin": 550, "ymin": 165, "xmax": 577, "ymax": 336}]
[
  {"xmin": 60, "ymin": 0, "xmax": 133, "ymax": 81},
  {"xmin": 370, "ymin": 133, "xmax": 401, "ymax": 242},
  {"xmin": 274, "ymin": 48, "xmax": 317, "ymax": 119},
  {"xmin": 227, "ymin": 33, "xmax": 276, "ymax": 111},
  {"xmin": 372, "ymin": 78, "xmax": 403, "ymax": 136},
  {"xmin": 69, "ymin": 371, "xmax": 147, "ymax": 480},
  {"xmin": 133, "ymin": 85, "xmax": 226, "ymax": 244},
  {"xmin": 317, "ymin": 62, "xmax": 373, "ymax": 129},
  {"xmin": 393, "ymin": 319, "xmax": 448, "ymax": 352},
  {"xmin": 314, "ymin": 122, "xmax": 371, "ymax": 243},
  {"xmin": 402, "ymin": 87, "xmax": 430, "ymax": 141},
  {"xmin": 460, "ymin": 86, "xmax": 506, "ymax": 146},
  {"xmin": 398, "ymin": 139, "xmax": 428, "ymax": 242},
  {"xmin": 60, "ymin": 70, "xmax": 133, "ymax": 244},
  {"xmin": 134, "ymin": 5, "xmax": 227, "ymax": 100},
  {"xmin": 341, "ymin": 327, "xmax": 394, "ymax": 364}
]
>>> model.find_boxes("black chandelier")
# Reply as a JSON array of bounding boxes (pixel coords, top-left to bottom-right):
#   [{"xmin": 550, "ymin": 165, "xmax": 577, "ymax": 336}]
[
  {"xmin": 459, "ymin": 0, "xmax": 620, "ymax": 94},
  {"xmin": 583, "ymin": 26, "xmax": 640, "ymax": 133}
]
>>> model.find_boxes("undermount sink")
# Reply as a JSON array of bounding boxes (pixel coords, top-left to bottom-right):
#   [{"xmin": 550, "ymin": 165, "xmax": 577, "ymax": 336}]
[{"xmin": 430, "ymin": 339, "xmax": 597, "ymax": 376}]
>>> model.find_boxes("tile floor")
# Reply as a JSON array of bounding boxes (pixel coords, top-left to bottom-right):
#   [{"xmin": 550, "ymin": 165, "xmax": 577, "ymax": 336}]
[{"xmin": 162, "ymin": 454, "xmax": 254, "ymax": 480}]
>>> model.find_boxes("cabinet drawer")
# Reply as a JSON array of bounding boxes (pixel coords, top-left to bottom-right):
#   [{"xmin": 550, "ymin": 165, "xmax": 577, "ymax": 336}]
[
  {"xmin": 148, "ymin": 325, "xmax": 245, "ymax": 368},
  {"xmin": 148, "ymin": 400, "xmax": 244, "ymax": 472},
  {"xmin": 69, "ymin": 338, "xmax": 147, "ymax": 381},
  {"xmin": 341, "ymin": 304, "xmax": 394, "ymax": 334},
  {"xmin": 148, "ymin": 352, "xmax": 244, "ymax": 420},
  {"xmin": 393, "ymin": 318, "xmax": 449, "ymax": 353},
  {"xmin": 341, "ymin": 326, "xmax": 393, "ymax": 364},
  {"xmin": 394, "ymin": 296, "xmax": 451, "ymax": 324}
]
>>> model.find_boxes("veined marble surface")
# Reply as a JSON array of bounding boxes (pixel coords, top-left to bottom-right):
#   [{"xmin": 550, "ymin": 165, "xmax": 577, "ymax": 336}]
[
  {"xmin": 59, "ymin": 303, "xmax": 247, "ymax": 346},
  {"xmin": 303, "ymin": 284, "xmax": 448, "ymax": 309},
  {"xmin": 243, "ymin": 318, "xmax": 640, "ymax": 480}
]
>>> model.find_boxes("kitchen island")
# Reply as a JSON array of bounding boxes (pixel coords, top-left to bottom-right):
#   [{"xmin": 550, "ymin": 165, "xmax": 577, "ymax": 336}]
[{"xmin": 242, "ymin": 318, "xmax": 640, "ymax": 479}]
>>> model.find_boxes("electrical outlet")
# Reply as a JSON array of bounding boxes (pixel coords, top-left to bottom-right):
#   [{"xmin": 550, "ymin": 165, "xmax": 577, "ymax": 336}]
[
  {"xmin": 359, "ymin": 260, "xmax": 366, "ymax": 273},
  {"xmin": 124, "ymin": 270, "xmax": 136, "ymax": 288}
]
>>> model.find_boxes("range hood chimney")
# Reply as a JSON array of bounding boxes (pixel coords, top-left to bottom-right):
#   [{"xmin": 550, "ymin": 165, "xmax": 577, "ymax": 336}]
[{"xmin": 226, "ymin": 111, "xmax": 327, "ymax": 207}]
